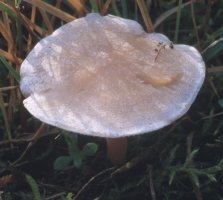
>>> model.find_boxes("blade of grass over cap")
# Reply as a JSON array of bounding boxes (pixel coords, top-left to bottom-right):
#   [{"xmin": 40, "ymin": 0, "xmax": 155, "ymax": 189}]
[
  {"xmin": 121, "ymin": 0, "xmax": 128, "ymax": 18},
  {"xmin": 89, "ymin": 0, "xmax": 99, "ymax": 13},
  {"xmin": 134, "ymin": 1, "xmax": 139, "ymax": 21},
  {"xmin": 174, "ymin": 0, "xmax": 183, "ymax": 43},
  {"xmin": 112, "ymin": 0, "xmax": 121, "ymax": 16},
  {"xmin": 101, "ymin": 0, "xmax": 112, "ymax": 15},
  {"xmin": 136, "ymin": 0, "xmax": 154, "ymax": 32}
]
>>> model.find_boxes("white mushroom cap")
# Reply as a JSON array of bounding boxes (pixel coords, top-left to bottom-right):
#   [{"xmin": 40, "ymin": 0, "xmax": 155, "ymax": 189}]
[{"xmin": 20, "ymin": 13, "xmax": 205, "ymax": 138}]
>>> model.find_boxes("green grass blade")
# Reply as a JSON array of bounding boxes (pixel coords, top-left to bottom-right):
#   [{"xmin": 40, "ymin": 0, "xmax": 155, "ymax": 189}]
[
  {"xmin": 184, "ymin": 149, "xmax": 199, "ymax": 167},
  {"xmin": 0, "ymin": 56, "xmax": 20, "ymax": 83},
  {"xmin": 112, "ymin": 0, "xmax": 121, "ymax": 16},
  {"xmin": 168, "ymin": 170, "xmax": 176, "ymax": 185},
  {"xmin": 154, "ymin": 1, "xmax": 190, "ymax": 29},
  {"xmin": 0, "ymin": 90, "xmax": 11, "ymax": 140},
  {"xmin": 212, "ymin": 26, "xmax": 223, "ymax": 39},
  {"xmin": 189, "ymin": 171, "xmax": 200, "ymax": 187},
  {"xmin": 134, "ymin": 1, "xmax": 138, "ymax": 21},
  {"xmin": 174, "ymin": 0, "xmax": 183, "ymax": 43},
  {"xmin": 89, "ymin": 0, "xmax": 99, "ymax": 13},
  {"xmin": 0, "ymin": 2, "xmax": 17, "ymax": 18},
  {"xmin": 202, "ymin": 38, "xmax": 223, "ymax": 62},
  {"xmin": 120, "ymin": 0, "xmax": 128, "ymax": 18}
]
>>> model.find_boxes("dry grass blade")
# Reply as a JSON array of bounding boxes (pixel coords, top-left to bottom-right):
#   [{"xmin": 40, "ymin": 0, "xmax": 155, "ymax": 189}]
[
  {"xmin": 0, "ymin": 130, "xmax": 57, "ymax": 146},
  {"xmin": 2, "ymin": 9, "xmax": 14, "ymax": 49},
  {"xmin": 0, "ymin": 2, "xmax": 38, "ymax": 43},
  {"xmin": 0, "ymin": 19, "xmax": 13, "ymax": 46},
  {"xmin": 0, "ymin": 49, "xmax": 22, "ymax": 64},
  {"xmin": 136, "ymin": 0, "xmax": 154, "ymax": 32},
  {"xmin": 208, "ymin": 76, "xmax": 220, "ymax": 98},
  {"xmin": 12, "ymin": 7, "xmax": 42, "ymax": 41},
  {"xmin": 11, "ymin": 123, "xmax": 48, "ymax": 165},
  {"xmin": 50, "ymin": 0, "xmax": 62, "ymax": 25},
  {"xmin": 190, "ymin": 1, "xmax": 200, "ymax": 49},
  {"xmin": 39, "ymin": 7, "xmax": 54, "ymax": 34},
  {"xmin": 67, "ymin": 0, "xmax": 86, "ymax": 16},
  {"xmin": 201, "ymin": 111, "xmax": 223, "ymax": 120},
  {"xmin": 207, "ymin": 66, "xmax": 223, "ymax": 74},
  {"xmin": 101, "ymin": 0, "xmax": 112, "ymax": 15},
  {"xmin": 73, "ymin": 167, "xmax": 115, "ymax": 200},
  {"xmin": 0, "ymin": 86, "xmax": 18, "ymax": 92},
  {"xmin": 22, "ymin": 14, "xmax": 45, "ymax": 38},
  {"xmin": 27, "ymin": 5, "xmax": 37, "ymax": 53},
  {"xmin": 23, "ymin": 0, "xmax": 75, "ymax": 22},
  {"xmin": 0, "ymin": 9, "xmax": 18, "ymax": 129}
]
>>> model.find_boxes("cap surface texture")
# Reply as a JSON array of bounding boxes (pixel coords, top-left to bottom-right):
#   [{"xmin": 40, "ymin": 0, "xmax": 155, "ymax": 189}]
[{"xmin": 20, "ymin": 13, "xmax": 205, "ymax": 138}]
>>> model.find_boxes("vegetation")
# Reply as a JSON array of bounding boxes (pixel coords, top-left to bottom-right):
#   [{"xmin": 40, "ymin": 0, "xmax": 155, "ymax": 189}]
[{"xmin": 0, "ymin": 0, "xmax": 223, "ymax": 199}]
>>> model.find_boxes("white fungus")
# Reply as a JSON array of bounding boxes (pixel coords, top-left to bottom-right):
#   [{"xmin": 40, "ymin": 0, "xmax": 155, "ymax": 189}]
[{"xmin": 20, "ymin": 13, "xmax": 205, "ymax": 138}]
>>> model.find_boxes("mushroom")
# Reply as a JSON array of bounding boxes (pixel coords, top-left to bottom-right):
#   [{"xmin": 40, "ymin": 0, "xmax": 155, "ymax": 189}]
[{"xmin": 20, "ymin": 13, "xmax": 205, "ymax": 165}]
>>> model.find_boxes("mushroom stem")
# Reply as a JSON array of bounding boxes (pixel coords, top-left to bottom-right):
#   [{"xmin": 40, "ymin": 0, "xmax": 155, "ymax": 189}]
[{"xmin": 106, "ymin": 137, "xmax": 128, "ymax": 166}]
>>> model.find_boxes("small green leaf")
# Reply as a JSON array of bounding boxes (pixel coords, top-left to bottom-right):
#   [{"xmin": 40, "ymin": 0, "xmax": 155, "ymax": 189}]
[
  {"xmin": 25, "ymin": 174, "xmax": 43, "ymax": 200},
  {"xmin": 65, "ymin": 193, "xmax": 74, "ymax": 200},
  {"xmin": 73, "ymin": 158, "xmax": 82, "ymax": 169},
  {"xmin": 82, "ymin": 143, "xmax": 98, "ymax": 156},
  {"xmin": 54, "ymin": 156, "xmax": 72, "ymax": 170}
]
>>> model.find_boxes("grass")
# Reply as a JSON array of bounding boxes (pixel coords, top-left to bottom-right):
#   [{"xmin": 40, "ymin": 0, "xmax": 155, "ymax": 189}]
[{"xmin": 0, "ymin": 0, "xmax": 223, "ymax": 199}]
